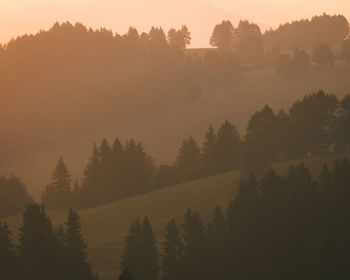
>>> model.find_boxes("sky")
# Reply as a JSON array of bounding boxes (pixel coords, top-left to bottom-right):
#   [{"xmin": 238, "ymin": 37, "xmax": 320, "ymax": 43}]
[{"xmin": 0, "ymin": 0, "xmax": 349, "ymax": 47}]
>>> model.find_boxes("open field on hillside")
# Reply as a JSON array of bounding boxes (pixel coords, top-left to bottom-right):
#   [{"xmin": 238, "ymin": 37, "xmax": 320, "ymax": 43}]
[{"xmin": 5, "ymin": 154, "xmax": 348, "ymax": 279}]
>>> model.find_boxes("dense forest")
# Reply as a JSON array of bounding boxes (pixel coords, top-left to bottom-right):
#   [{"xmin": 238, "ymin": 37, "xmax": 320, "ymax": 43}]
[
  {"xmin": 0, "ymin": 205, "xmax": 96, "ymax": 280},
  {"xmin": 2, "ymin": 158, "xmax": 349, "ymax": 280},
  {"xmin": 263, "ymin": 14, "xmax": 349, "ymax": 50},
  {"xmin": 0, "ymin": 10, "xmax": 350, "ymax": 280},
  {"xmin": 118, "ymin": 157, "xmax": 350, "ymax": 280}
]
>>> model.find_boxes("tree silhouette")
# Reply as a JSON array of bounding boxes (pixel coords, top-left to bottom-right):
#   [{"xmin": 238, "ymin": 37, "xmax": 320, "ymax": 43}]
[
  {"xmin": 233, "ymin": 20, "xmax": 264, "ymax": 63},
  {"xmin": 162, "ymin": 219, "xmax": 183, "ymax": 280},
  {"xmin": 174, "ymin": 137, "xmax": 202, "ymax": 181},
  {"xmin": 0, "ymin": 221, "xmax": 16, "ymax": 280},
  {"xmin": 0, "ymin": 175, "xmax": 32, "ymax": 218},
  {"xmin": 293, "ymin": 48, "xmax": 311, "ymax": 75},
  {"xmin": 202, "ymin": 126, "xmax": 217, "ymax": 176},
  {"xmin": 313, "ymin": 43, "xmax": 334, "ymax": 66},
  {"xmin": 210, "ymin": 20, "xmax": 234, "ymax": 50},
  {"xmin": 168, "ymin": 25, "xmax": 191, "ymax": 50},
  {"xmin": 17, "ymin": 204, "xmax": 63, "ymax": 280},
  {"xmin": 42, "ymin": 157, "xmax": 72, "ymax": 209},
  {"xmin": 216, "ymin": 121, "xmax": 242, "ymax": 172},
  {"xmin": 65, "ymin": 209, "xmax": 94, "ymax": 280}
]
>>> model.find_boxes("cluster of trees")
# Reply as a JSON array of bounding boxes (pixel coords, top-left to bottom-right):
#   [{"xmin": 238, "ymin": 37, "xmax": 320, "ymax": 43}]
[
  {"xmin": 0, "ymin": 205, "xmax": 96, "ymax": 280},
  {"xmin": 0, "ymin": 176, "xmax": 32, "ymax": 218},
  {"xmin": 119, "ymin": 157, "xmax": 350, "ymax": 280},
  {"xmin": 38, "ymin": 90, "xmax": 350, "ymax": 210},
  {"xmin": 42, "ymin": 139, "xmax": 155, "ymax": 208},
  {"xmin": 264, "ymin": 14, "xmax": 349, "ymax": 50},
  {"xmin": 0, "ymin": 22, "xmax": 201, "ymax": 164},
  {"xmin": 275, "ymin": 43, "xmax": 335, "ymax": 77},
  {"xmin": 1, "ymin": 15, "xmax": 349, "ymax": 163},
  {"xmin": 209, "ymin": 20, "xmax": 264, "ymax": 64}
]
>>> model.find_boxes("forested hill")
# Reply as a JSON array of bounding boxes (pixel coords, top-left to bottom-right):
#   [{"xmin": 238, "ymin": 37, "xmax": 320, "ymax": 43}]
[
  {"xmin": 4, "ymin": 154, "xmax": 347, "ymax": 280},
  {"xmin": 0, "ymin": 14, "xmax": 349, "ymax": 199}
]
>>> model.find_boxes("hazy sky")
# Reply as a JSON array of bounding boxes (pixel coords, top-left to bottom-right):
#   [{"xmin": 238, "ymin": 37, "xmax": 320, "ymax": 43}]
[{"xmin": 0, "ymin": 0, "xmax": 349, "ymax": 47}]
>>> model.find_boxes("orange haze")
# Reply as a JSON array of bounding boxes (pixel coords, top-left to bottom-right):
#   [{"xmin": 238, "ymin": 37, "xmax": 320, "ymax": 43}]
[{"xmin": 0, "ymin": 0, "xmax": 349, "ymax": 47}]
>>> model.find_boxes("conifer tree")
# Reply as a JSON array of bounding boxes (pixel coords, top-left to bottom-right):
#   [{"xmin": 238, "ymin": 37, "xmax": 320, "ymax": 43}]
[
  {"xmin": 65, "ymin": 209, "xmax": 94, "ymax": 280},
  {"xmin": 42, "ymin": 157, "xmax": 72, "ymax": 209},
  {"xmin": 140, "ymin": 217, "xmax": 160, "ymax": 280},
  {"xmin": 17, "ymin": 204, "xmax": 63, "ymax": 280},
  {"xmin": 162, "ymin": 219, "xmax": 184, "ymax": 280},
  {"xmin": 0, "ymin": 221, "xmax": 16, "ymax": 280},
  {"xmin": 181, "ymin": 208, "xmax": 206, "ymax": 279},
  {"xmin": 80, "ymin": 144, "xmax": 101, "ymax": 206},
  {"xmin": 174, "ymin": 137, "xmax": 202, "ymax": 181},
  {"xmin": 216, "ymin": 121, "xmax": 242, "ymax": 172},
  {"xmin": 202, "ymin": 126, "xmax": 217, "ymax": 176},
  {"xmin": 121, "ymin": 219, "xmax": 142, "ymax": 279}
]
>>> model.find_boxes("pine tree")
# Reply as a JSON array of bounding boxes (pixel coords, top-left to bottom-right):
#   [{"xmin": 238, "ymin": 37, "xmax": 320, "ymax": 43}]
[
  {"xmin": 207, "ymin": 206, "xmax": 227, "ymax": 280},
  {"xmin": 17, "ymin": 204, "xmax": 63, "ymax": 280},
  {"xmin": 99, "ymin": 138, "xmax": 112, "ymax": 164},
  {"xmin": 162, "ymin": 219, "xmax": 183, "ymax": 280},
  {"xmin": 80, "ymin": 144, "xmax": 101, "ymax": 206},
  {"xmin": 181, "ymin": 208, "xmax": 206, "ymax": 279},
  {"xmin": 216, "ymin": 121, "xmax": 242, "ymax": 172},
  {"xmin": 202, "ymin": 126, "xmax": 217, "ymax": 176},
  {"xmin": 0, "ymin": 221, "xmax": 16, "ymax": 280},
  {"xmin": 121, "ymin": 218, "xmax": 142, "ymax": 279},
  {"xmin": 174, "ymin": 137, "xmax": 202, "ymax": 181},
  {"xmin": 65, "ymin": 209, "xmax": 94, "ymax": 280},
  {"xmin": 121, "ymin": 217, "xmax": 159, "ymax": 280},
  {"xmin": 42, "ymin": 157, "xmax": 72, "ymax": 209},
  {"xmin": 140, "ymin": 217, "xmax": 160, "ymax": 280}
]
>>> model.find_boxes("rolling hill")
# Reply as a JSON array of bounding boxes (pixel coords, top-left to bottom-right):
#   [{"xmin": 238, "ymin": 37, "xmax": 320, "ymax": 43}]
[{"xmin": 4, "ymin": 153, "xmax": 348, "ymax": 279}]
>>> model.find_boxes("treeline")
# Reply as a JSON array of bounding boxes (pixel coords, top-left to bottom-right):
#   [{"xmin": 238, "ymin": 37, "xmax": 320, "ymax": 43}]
[
  {"xmin": 275, "ymin": 43, "xmax": 336, "ymax": 77},
  {"xmin": 0, "ymin": 205, "xmax": 97, "ymax": 280},
  {"xmin": 1, "ymin": 14, "xmax": 349, "ymax": 163},
  {"xmin": 119, "ymin": 157, "xmax": 350, "ymax": 280},
  {"xmin": 264, "ymin": 14, "xmax": 349, "ymax": 50},
  {"xmin": 0, "ymin": 22, "xmax": 201, "ymax": 163},
  {"xmin": 37, "ymin": 90, "xmax": 350, "ymax": 210}
]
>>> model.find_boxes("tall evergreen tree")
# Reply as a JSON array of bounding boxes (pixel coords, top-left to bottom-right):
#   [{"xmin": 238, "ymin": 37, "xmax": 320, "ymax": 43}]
[
  {"xmin": 42, "ymin": 157, "xmax": 72, "ymax": 209},
  {"xmin": 181, "ymin": 208, "xmax": 206, "ymax": 280},
  {"xmin": 121, "ymin": 219, "xmax": 142, "ymax": 280},
  {"xmin": 17, "ymin": 204, "xmax": 63, "ymax": 280},
  {"xmin": 65, "ymin": 209, "xmax": 94, "ymax": 280},
  {"xmin": 0, "ymin": 221, "xmax": 16, "ymax": 280},
  {"xmin": 140, "ymin": 217, "xmax": 160, "ymax": 280},
  {"xmin": 174, "ymin": 137, "xmax": 202, "ymax": 181},
  {"xmin": 162, "ymin": 219, "xmax": 183, "ymax": 280},
  {"xmin": 216, "ymin": 121, "xmax": 242, "ymax": 172},
  {"xmin": 202, "ymin": 126, "xmax": 217, "ymax": 176}
]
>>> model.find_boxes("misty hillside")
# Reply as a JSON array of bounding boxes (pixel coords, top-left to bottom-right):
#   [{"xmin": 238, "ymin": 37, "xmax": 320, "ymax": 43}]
[
  {"xmin": 4, "ymin": 153, "xmax": 347, "ymax": 280},
  {"xmin": 0, "ymin": 14, "xmax": 349, "ymax": 199}
]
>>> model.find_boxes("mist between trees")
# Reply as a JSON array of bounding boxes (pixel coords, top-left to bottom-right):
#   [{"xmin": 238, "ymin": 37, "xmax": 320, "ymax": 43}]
[
  {"xmin": 0, "ymin": 14, "xmax": 349, "ymax": 165},
  {"xmin": 1, "ymin": 90, "xmax": 349, "ymax": 218}
]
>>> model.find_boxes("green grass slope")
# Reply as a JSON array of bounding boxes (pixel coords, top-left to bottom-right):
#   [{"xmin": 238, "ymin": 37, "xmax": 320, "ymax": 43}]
[{"xmin": 5, "ymin": 154, "xmax": 348, "ymax": 279}]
